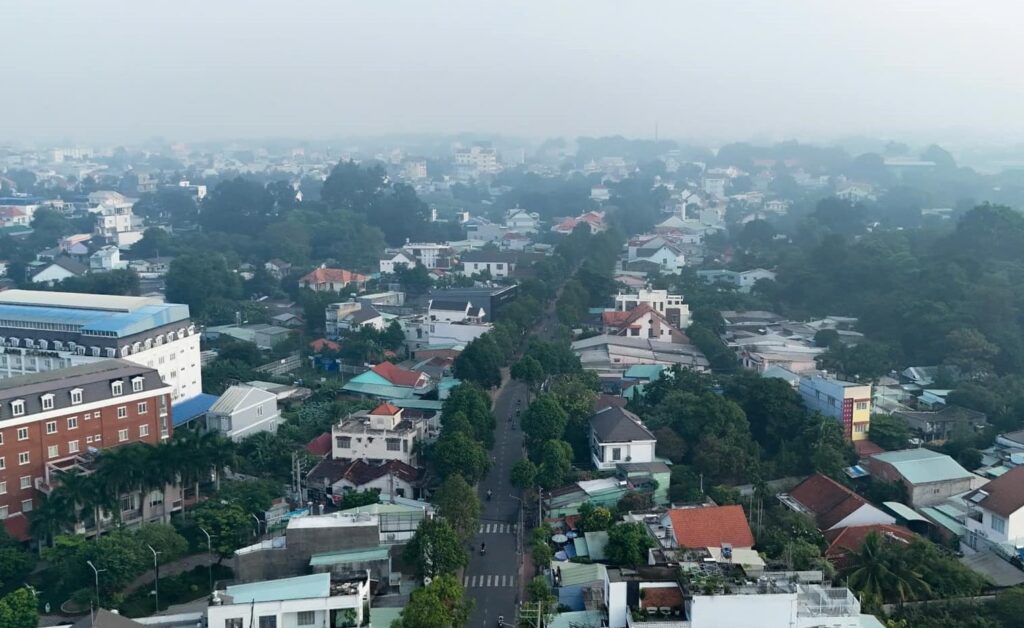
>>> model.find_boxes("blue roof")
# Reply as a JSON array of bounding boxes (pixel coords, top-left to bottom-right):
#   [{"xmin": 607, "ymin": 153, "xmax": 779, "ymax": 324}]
[
  {"xmin": 171, "ymin": 393, "xmax": 219, "ymax": 427},
  {"xmin": 0, "ymin": 302, "xmax": 190, "ymax": 338},
  {"xmin": 226, "ymin": 573, "xmax": 329, "ymax": 603},
  {"xmin": 0, "ymin": 197, "xmax": 44, "ymax": 205}
]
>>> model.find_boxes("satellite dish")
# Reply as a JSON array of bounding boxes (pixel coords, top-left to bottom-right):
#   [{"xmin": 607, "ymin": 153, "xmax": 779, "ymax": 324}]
[{"xmin": 423, "ymin": 576, "xmax": 432, "ymax": 586}]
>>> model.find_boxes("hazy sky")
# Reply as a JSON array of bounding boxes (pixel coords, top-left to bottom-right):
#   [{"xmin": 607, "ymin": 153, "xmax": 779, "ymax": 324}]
[{"xmin": 3, "ymin": 1, "xmax": 1024, "ymax": 145}]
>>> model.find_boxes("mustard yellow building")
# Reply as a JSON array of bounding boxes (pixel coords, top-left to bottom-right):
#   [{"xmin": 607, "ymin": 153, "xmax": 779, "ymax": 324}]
[{"xmin": 799, "ymin": 375, "xmax": 872, "ymax": 441}]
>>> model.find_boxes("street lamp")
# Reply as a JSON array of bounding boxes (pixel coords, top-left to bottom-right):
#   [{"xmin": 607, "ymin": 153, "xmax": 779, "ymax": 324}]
[
  {"xmin": 147, "ymin": 544, "xmax": 161, "ymax": 613},
  {"xmin": 199, "ymin": 526, "xmax": 213, "ymax": 593},
  {"xmin": 85, "ymin": 560, "xmax": 106, "ymax": 610},
  {"xmin": 251, "ymin": 513, "xmax": 261, "ymax": 539}
]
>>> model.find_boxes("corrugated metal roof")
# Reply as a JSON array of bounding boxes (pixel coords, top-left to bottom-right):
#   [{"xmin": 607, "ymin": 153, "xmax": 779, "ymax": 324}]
[
  {"xmin": 209, "ymin": 385, "xmax": 275, "ymax": 415},
  {"xmin": 553, "ymin": 560, "xmax": 606, "ymax": 586},
  {"xmin": 920, "ymin": 507, "xmax": 966, "ymax": 536},
  {"xmin": 226, "ymin": 573, "xmax": 329, "ymax": 602},
  {"xmin": 884, "ymin": 501, "xmax": 929, "ymax": 523},
  {"xmin": 172, "ymin": 393, "xmax": 219, "ymax": 427},
  {"xmin": 871, "ymin": 449, "xmax": 975, "ymax": 484},
  {"xmin": 309, "ymin": 546, "xmax": 389, "ymax": 566},
  {"xmin": 341, "ymin": 381, "xmax": 417, "ymax": 399}
]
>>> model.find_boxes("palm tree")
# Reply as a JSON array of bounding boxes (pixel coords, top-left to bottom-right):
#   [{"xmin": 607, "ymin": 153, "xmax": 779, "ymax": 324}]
[
  {"xmin": 203, "ymin": 434, "xmax": 237, "ymax": 493},
  {"xmin": 885, "ymin": 550, "xmax": 931, "ymax": 605},
  {"xmin": 844, "ymin": 531, "xmax": 929, "ymax": 610},
  {"xmin": 30, "ymin": 492, "xmax": 76, "ymax": 551},
  {"xmin": 143, "ymin": 441, "xmax": 181, "ymax": 523},
  {"xmin": 96, "ymin": 445, "xmax": 146, "ymax": 524},
  {"xmin": 53, "ymin": 470, "xmax": 103, "ymax": 537}
]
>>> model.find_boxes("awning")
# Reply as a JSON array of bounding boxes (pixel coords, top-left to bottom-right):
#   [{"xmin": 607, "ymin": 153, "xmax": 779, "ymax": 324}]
[
  {"xmin": 920, "ymin": 507, "xmax": 966, "ymax": 536},
  {"xmin": 884, "ymin": 501, "xmax": 929, "ymax": 523}
]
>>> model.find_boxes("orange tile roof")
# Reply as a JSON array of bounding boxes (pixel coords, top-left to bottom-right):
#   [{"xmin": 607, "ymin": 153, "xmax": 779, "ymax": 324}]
[
  {"xmin": 301, "ymin": 267, "xmax": 367, "ymax": 285},
  {"xmin": 668, "ymin": 505, "xmax": 754, "ymax": 549},
  {"xmin": 640, "ymin": 586, "xmax": 684, "ymax": 609},
  {"xmin": 305, "ymin": 432, "xmax": 332, "ymax": 457},
  {"xmin": 371, "ymin": 402, "xmax": 401, "ymax": 416},
  {"xmin": 788, "ymin": 473, "xmax": 871, "ymax": 530},
  {"xmin": 371, "ymin": 361, "xmax": 425, "ymax": 387},
  {"xmin": 309, "ymin": 338, "xmax": 341, "ymax": 352},
  {"xmin": 824, "ymin": 524, "xmax": 915, "ymax": 568}
]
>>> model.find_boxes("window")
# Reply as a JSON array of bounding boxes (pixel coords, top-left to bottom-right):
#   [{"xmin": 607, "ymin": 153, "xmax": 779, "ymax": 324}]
[
  {"xmin": 992, "ymin": 515, "xmax": 1007, "ymax": 534},
  {"xmin": 118, "ymin": 429, "xmax": 128, "ymax": 442},
  {"xmin": 612, "ymin": 447, "xmax": 622, "ymax": 461},
  {"xmin": 0, "ymin": 457, "xmax": 4, "ymax": 470},
  {"xmin": 854, "ymin": 423, "xmax": 868, "ymax": 433},
  {"xmin": 86, "ymin": 436, "xmax": 93, "ymax": 443},
  {"xmin": 132, "ymin": 377, "xmax": 144, "ymax": 392},
  {"xmin": 93, "ymin": 411, "xmax": 101, "ymax": 419},
  {"xmin": 18, "ymin": 452, "xmax": 29, "ymax": 465},
  {"xmin": 224, "ymin": 620, "xmax": 243, "ymax": 628},
  {"xmin": 386, "ymin": 438, "xmax": 401, "ymax": 451},
  {"xmin": 67, "ymin": 416, "xmax": 77, "ymax": 430},
  {"xmin": 111, "ymin": 381, "xmax": 123, "ymax": 396},
  {"xmin": 117, "ymin": 406, "xmax": 127, "ymax": 419},
  {"xmin": 45, "ymin": 421, "xmax": 57, "ymax": 435},
  {"xmin": 93, "ymin": 434, "xmax": 101, "ymax": 442},
  {"xmin": 0, "ymin": 481, "xmax": 5, "ymax": 494},
  {"xmin": 856, "ymin": 401, "xmax": 869, "ymax": 411},
  {"xmin": 10, "ymin": 400, "xmax": 24, "ymax": 416},
  {"xmin": 68, "ymin": 440, "xmax": 79, "ymax": 453},
  {"xmin": 297, "ymin": 611, "xmax": 315, "ymax": 626},
  {"xmin": 16, "ymin": 427, "xmax": 27, "ymax": 441},
  {"xmin": 0, "ymin": 506, "xmax": 6, "ymax": 519},
  {"xmin": 139, "ymin": 425, "xmax": 149, "ymax": 438},
  {"xmin": 137, "ymin": 402, "xmax": 147, "ymax": 414},
  {"xmin": 258, "ymin": 617, "xmax": 277, "ymax": 628},
  {"xmin": 41, "ymin": 394, "xmax": 54, "ymax": 410},
  {"xmin": 21, "ymin": 499, "xmax": 33, "ymax": 513},
  {"xmin": 20, "ymin": 476, "xmax": 31, "ymax": 489},
  {"xmin": 47, "ymin": 445, "xmax": 58, "ymax": 459},
  {"xmin": 256, "ymin": 405, "xmax": 263, "ymax": 417},
  {"xmin": 70, "ymin": 388, "xmax": 83, "ymax": 404},
  {"xmin": 336, "ymin": 436, "xmax": 352, "ymax": 449},
  {"xmin": 0, "ymin": 432, "xmax": 3, "ymax": 445}
]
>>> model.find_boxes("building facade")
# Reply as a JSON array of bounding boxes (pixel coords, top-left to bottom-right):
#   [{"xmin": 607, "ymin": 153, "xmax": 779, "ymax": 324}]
[
  {"xmin": 613, "ymin": 289, "xmax": 691, "ymax": 329},
  {"xmin": 799, "ymin": 375, "xmax": 872, "ymax": 441},
  {"xmin": 0, "ymin": 360, "xmax": 172, "ymax": 538},
  {"xmin": 0, "ymin": 290, "xmax": 201, "ymax": 402}
]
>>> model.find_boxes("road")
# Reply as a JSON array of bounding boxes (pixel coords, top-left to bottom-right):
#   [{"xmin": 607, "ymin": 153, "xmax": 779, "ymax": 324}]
[{"xmin": 466, "ymin": 376, "xmax": 528, "ymax": 628}]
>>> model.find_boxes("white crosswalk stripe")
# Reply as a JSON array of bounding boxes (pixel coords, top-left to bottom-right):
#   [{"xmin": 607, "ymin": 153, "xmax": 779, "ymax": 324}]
[
  {"xmin": 464, "ymin": 574, "xmax": 516, "ymax": 588},
  {"xmin": 479, "ymin": 523, "xmax": 517, "ymax": 534}
]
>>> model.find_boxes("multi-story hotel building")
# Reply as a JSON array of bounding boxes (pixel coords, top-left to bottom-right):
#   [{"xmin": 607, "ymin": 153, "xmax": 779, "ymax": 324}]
[
  {"xmin": 0, "ymin": 359, "xmax": 173, "ymax": 540},
  {"xmin": 0, "ymin": 290, "xmax": 201, "ymax": 402}
]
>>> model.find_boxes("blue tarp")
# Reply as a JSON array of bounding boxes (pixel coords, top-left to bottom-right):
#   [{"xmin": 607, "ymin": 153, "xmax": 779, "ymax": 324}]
[{"xmin": 171, "ymin": 393, "xmax": 219, "ymax": 427}]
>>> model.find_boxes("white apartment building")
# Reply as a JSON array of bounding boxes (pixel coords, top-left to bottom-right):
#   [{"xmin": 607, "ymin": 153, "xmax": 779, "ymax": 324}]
[
  {"xmin": 332, "ymin": 404, "xmax": 425, "ymax": 466},
  {"xmin": 0, "ymin": 291, "xmax": 202, "ymax": 402},
  {"xmin": 614, "ymin": 289, "xmax": 691, "ymax": 329},
  {"xmin": 208, "ymin": 572, "xmax": 371, "ymax": 628}
]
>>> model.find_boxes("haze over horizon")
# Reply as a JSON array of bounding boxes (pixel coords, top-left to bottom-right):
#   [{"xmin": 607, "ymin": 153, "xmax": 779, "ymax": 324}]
[{"xmin": 4, "ymin": 1, "xmax": 1024, "ymax": 146}]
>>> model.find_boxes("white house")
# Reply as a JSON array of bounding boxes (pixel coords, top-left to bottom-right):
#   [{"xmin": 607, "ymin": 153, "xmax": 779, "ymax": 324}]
[
  {"xmin": 427, "ymin": 298, "xmax": 485, "ymax": 323},
  {"xmin": 30, "ymin": 257, "xmax": 87, "ymax": 285},
  {"xmin": 613, "ymin": 289, "xmax": 691, "ymax": 329},
  {"xmin": 89, "ymin": 245, "xmax": 126, "ymax": 272},
  {"xmin": 207, "ymin": 572, "xmax": 371, "ymax": 628},
  {"xmin": 504, "ymin": 208, "xmax": 540, "ymax": 233},
  {"xmin": 589, "ymin": 406, "xmax": 656, "ymax": 470},
  {"xmin": 964, "ymin": 465, "xmax": 1024, "ymax": 550},
  {"xmin": 332, "ymin": 403, "xmax": 425, "ymax": 466},
  {"xmin": 379, "ymin": 250, "xmax": 417, "ymax": 274},
  {"xmin": 459, "ymin": 250, "xmax": 517, "ymax": 278},
  {"xmin": 206, "ymin": 384, "xmax": 281, "ymax": 441},
  {"xmin": 780, "ymin": 473, "xmax": 895, "ymax": 532},
  {"xmin": 600, "ymin": 304, "xmax": 681, "ymax": 342}
]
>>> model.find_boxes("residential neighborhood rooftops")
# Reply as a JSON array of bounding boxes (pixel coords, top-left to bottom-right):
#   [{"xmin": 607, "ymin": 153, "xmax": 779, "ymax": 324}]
[
  {"xmin": 964, "ymin": 465, "xmax": 1024, "ymax": 518},
  {"xmin": 590, "ymin": 406, "xmax": 655, "ymax": 443},
  {"xmin": 870, "ymin": 449, "xmax": 976, "ymax": 484},
  {"xmin": 786, "ymin": 473, "xmax": 880, "ymax": 530},
  {"xmin": 300, "ymin": 267, "xmax": 367, "ymax": 285},
  {"xmin": 667, "ymin": 505, "xmax": 755, "ymax": 549}
]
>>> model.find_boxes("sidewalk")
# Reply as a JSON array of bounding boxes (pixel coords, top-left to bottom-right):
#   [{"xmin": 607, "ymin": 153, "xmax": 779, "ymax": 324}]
[{"xmin": 124, "ymin": 552, "xmax": 213, "ymax": 595}]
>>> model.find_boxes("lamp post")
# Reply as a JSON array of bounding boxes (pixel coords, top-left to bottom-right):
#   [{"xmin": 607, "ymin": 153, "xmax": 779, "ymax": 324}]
[
  {"xmin": 85, "ymin": 560, "xmax": 106, "ymax": 610},
  {"xmin": 147, "ymin": 544, "xmax": 161, "ymax": 613},
  {"xmin": 199, "ymin": 526, "xmax": 213, "ymax": 593},
  {"xmin": 251, "ymin": 513, "xmax": 261, "ymax": 539}
]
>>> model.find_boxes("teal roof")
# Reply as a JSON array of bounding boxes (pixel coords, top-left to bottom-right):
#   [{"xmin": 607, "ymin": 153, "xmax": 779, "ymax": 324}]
[
  {"xmin": 920, "ymin": 507, "xmax": 966, "ymax": 536},
  {"xmin": 584, "ymin": 531, "xmax": 609, "ymax": 561},
  {"xmin": 341, "ymin": 380, "xmax": 417, "ymax": 399},
  {"xmin": 339, "ymin": 502, "xmax": 426, "ymax": 516},
  {"xmin": 310, "ymin": 546, "xmax": 390, "ymax": 566},
  {"xmin": 391, "ymin": 398, "xmax": 444, "ymax": 411},
  {"xmin": 548, "ymin": 610, "xmax": 605, "ymax": 628},
  {"xmin": 227, "ymin": 573, "xmax": 328, "ymax": 602},
  {"xmin": 347, "ymin": 370, "xmax": 392, "ymax": 387},
  {"xmin": 438, "ymin": 377, "xmax": 462, "ymax": 392},
  {"xmin": 884, "ymin": 501, "xmax": 929, "ymax": 523},
  {"xmin": 623, "ymin": 364, "xmax": 665, "ymax": 381},
  {"xmin": 871, "ymin": 449, "xmax": 975, "ymax": 484},
  {"xmin": 986, "ymin": 466, "xmax": 1010, "ymax": 478},
  {"xmin": 573, "ymin": 537, "xmax": 589, "ymax": 558}
]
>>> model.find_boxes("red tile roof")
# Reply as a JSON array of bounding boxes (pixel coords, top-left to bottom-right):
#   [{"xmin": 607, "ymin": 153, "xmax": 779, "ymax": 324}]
[
  {"xmin": 824, "ymin": 524, "xmax": 916, "ymax": 569},
  {"xmin": 3, "ymin": 513, "xmax": 29, "ymax": 542},
  {"xmin": 309, "ymin": 338, "xmax": 341, "ymax": 352},
  {"xmin": 640, "ymin": 586, "xmax": 684, "ymax": 609},
  {"xmin": 668, "ymin": 505, "xmax": 754, "ymax": 549},
  {"xmin": 601, "ymin": 310, "xmax": 633, "ymax": 326},
  {"xmin": 300, "ymin": 267, "xmax": 367, "ymax": 286},
  {"xmin": 371, "ymin": 403, "xmax": 401, "ymax": 416},
  {"xmin": 788, "ymin": 473, "xmax": 871, "ymax": 530},
  {"xmin": 854, "ymin": 440, "xmax": 886, "ymax": 457},
  {"xmin": 305, "ymin": 432, "xmax": 332, "ymax": 457},
  {"xmin": 371, "ymin": 362, "xmax": 426, "ymax": 387}
]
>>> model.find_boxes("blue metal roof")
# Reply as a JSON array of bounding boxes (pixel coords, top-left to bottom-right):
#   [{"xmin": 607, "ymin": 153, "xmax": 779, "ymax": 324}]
[
  {"xmin": 0, "ymin": 302, "xmax": 189, "ymax": 338},
  {"xmin": 171, "ymin": 393, "xmax": 219, "ymax": 427}
]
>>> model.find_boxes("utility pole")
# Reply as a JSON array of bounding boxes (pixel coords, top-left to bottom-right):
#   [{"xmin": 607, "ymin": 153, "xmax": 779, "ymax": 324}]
[
  {"xmin": 199, "ymin": 526, "xmax": 213, "ymax": 593},
  {"xmin": 85, "ymin": 560, "xmax": 105, "ymax": 614}
]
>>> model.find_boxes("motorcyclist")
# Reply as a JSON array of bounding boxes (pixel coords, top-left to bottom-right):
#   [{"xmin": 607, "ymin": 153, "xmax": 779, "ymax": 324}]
[
  {"xmin": 487, "ymin": 489, "xmax": 493, "ymax": 500},
  {"xmin": 480, "ymin": 542, "xmax": 486, "ymax": 555}
]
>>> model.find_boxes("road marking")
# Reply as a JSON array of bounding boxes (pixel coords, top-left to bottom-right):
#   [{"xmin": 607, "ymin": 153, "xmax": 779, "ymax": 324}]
[
  {"xmin": 464, "ymin": 574, "xmax": 515, "ymax": 588},
  {"xmin": 479, "ymin": 523, "xmax": 517, "ymax": 534}
]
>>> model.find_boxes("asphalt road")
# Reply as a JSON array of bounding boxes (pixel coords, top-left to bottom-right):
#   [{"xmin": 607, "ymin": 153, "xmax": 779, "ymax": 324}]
[{"xmin": 466, "ymin": 377, "xmax": 528, "ymax": 628}]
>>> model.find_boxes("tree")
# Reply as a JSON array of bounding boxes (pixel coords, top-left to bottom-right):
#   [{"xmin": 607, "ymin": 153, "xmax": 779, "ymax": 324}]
[
  {"xmin": 216, "ymin": 478, "xmax": 283, "ymax": 513},
  {"xmin": 606, "ymin": 522, "xmax": 654, "ymax": 567},
  {"xmin": 869, "ymin": 414, "xmax": 910, "ymax": 450},
  {"xmin": 510, "ymin": 459, "xmax": 537, "ymax": 490},
  {"xmin": 0, "ymin": 588, "xmax": 37, "ymax": 628},
  {"xmin": 511, "ymin": 356, "xmax": 545, "ymax": 396},
  {"xmin": 133, "ymin": 524, "xmax": 188, "ymax": 564},
  {"xmin": 453, "ymin": 334, "xmax": 503, "ymax": 388},
  {"xmin": 402, "ymin": 519, "xmax": 467, "ymax": 579},
  {"xmin": 577, "ymin": 502, "xmax": 613, "ymax": 532},
  {"xmin": 0, "ymin": 531, "xmax": 34, "ymax": 595},
  {"xmin": 536, "ymin": 440, "xmax": 573, "ymax": 489},
  {"xmin": 130, "ymin": 227, "xmax": 178, "ymax": 259},
  {"xmin": 200, "ymin": 177, "xmax": 276, "ymax": 235},
  {"xmin": 434, "ymin": 474, "xmax": 480, "ymax": 543},
  {"xmin": 430, "ymin": 432, "xmax": 490, "ymax": 484},
  {"xmin": 165, "ymin": 252, "xmax": 242, "ymax": 319},
  {"xmin": 393, "ymin": 574, "xmax": 472, "ymax": 628},
  {"xmin": 339, "ymin": 489, "xmax": 381, "ymax": 511},
  {"xmin": 522, "ymin": 395, "xmax": 569, "ymax": 457},
  {"xmin": 192, "ymin": 500, "xmax": 252, "ymax": 561}
]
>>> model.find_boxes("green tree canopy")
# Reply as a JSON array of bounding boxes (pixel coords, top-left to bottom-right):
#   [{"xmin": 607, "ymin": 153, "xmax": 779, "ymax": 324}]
[
  {"xmin": 402, "ymin": 519, "xmax": 467, "ymax": 579},
  {"xmin": 434, "ymin": 474, "xmax": 481, "ymax": 543}
]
